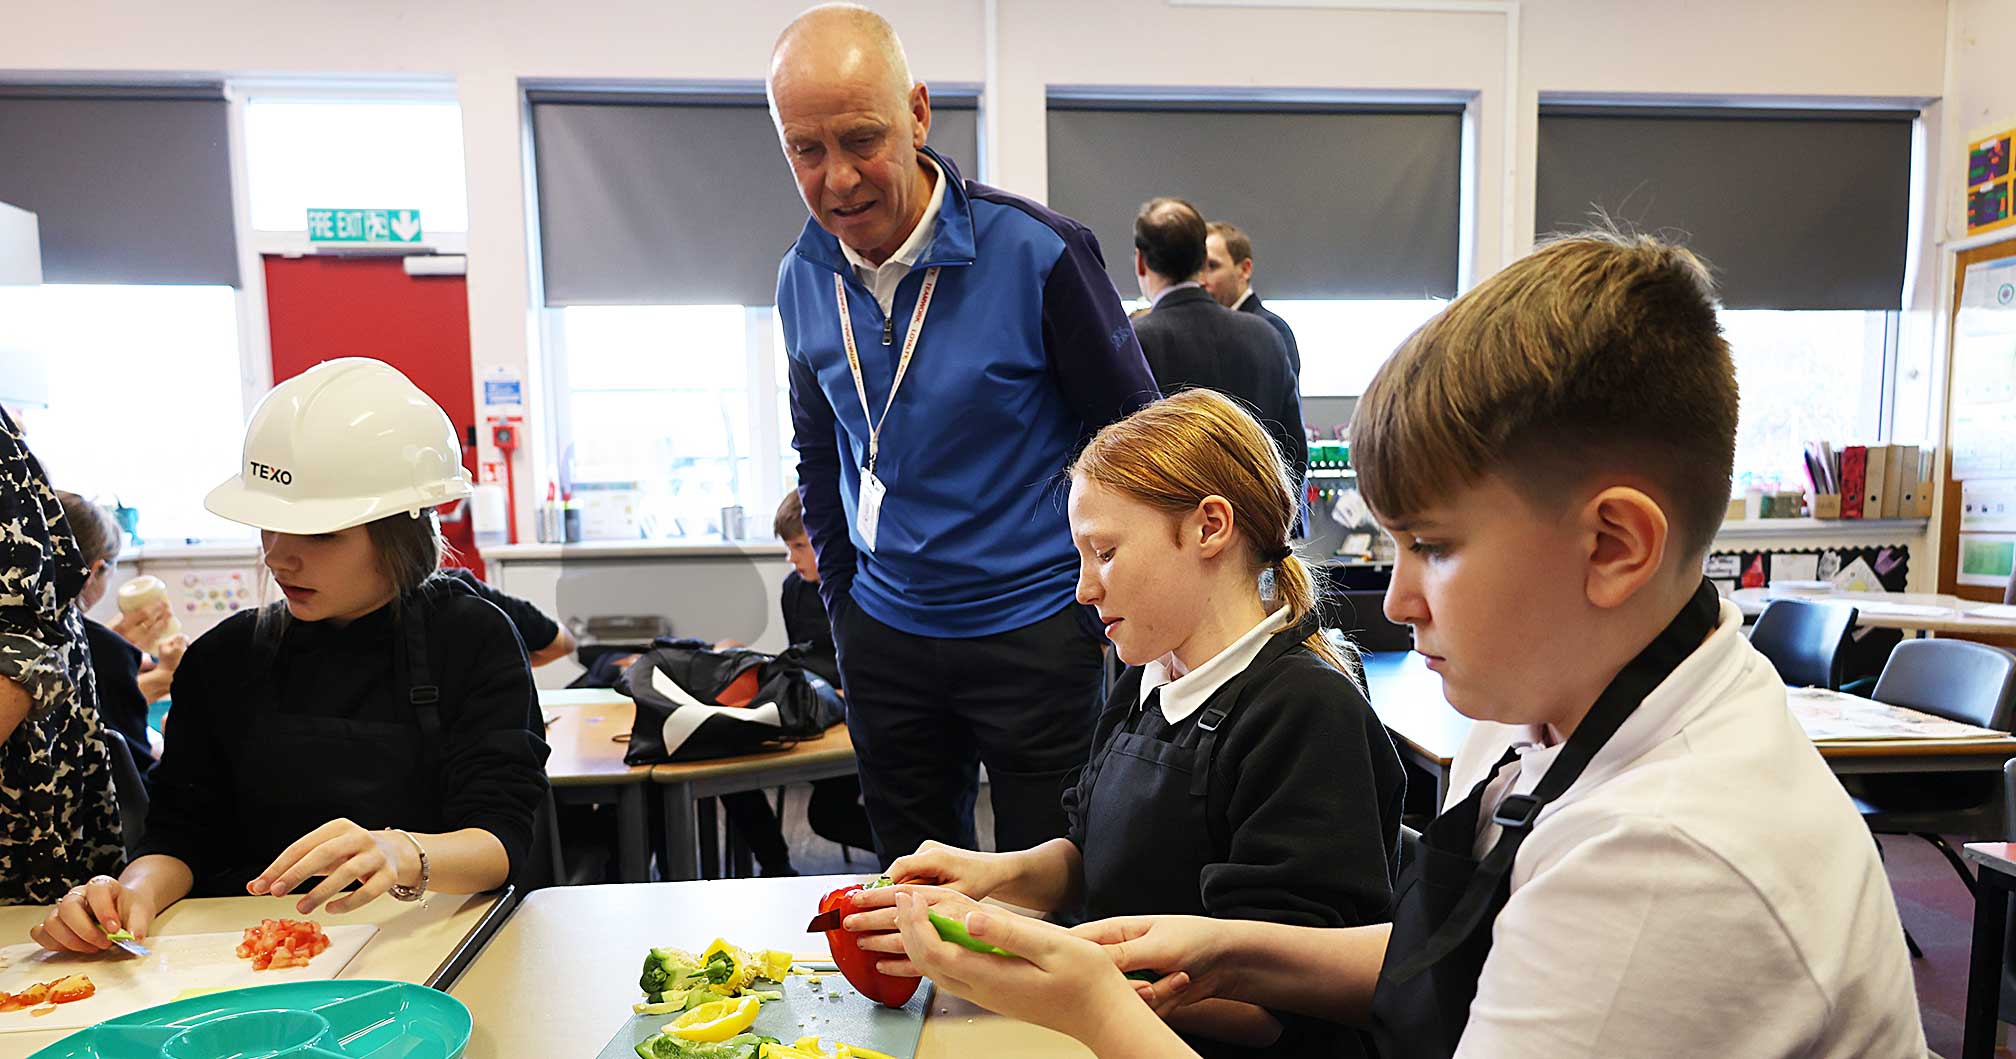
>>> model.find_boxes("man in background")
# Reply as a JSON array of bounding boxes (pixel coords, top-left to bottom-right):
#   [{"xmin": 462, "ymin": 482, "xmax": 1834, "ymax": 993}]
[
  {"xmin": 1202, "ymin": 220, "xmax": 1301, "ymax": 376},
  {"xmin": 1133, "ymin": 198, "xmax": 1306, "ymax": 490}
]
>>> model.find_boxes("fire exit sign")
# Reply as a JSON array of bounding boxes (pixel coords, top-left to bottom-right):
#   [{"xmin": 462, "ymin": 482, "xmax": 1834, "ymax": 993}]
[{"xmin": 307, "ymin": 208, "xmax": 423, "ymax": 244}]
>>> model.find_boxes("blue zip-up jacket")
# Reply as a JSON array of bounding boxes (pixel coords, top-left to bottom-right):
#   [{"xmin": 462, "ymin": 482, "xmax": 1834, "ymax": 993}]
[{"xmin": 779, "ymin": 148, "xmax": 1157, "ymax": 639}]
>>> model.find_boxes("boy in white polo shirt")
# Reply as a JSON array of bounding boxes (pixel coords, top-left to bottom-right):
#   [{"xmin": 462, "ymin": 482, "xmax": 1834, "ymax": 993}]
[{"xmin": 875, "ymin": 231, "xmax": 1928, "ymax": 1058}]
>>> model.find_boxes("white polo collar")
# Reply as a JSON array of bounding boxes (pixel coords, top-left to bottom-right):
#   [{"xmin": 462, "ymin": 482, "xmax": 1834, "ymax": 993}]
[
  {"xmin": 839, "ymin": 156, "xmax": 945, "ymax": 275},
  {"xmin": 1138, "ymin": 607, "xmax": 1293, "ymax": 725}
]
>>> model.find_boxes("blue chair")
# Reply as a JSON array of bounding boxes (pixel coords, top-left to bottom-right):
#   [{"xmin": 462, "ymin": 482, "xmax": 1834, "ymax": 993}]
[
  {"xmin": 1853, "ymin": 639, "xmax": 2016, "ymax": 895},
  {"xmin": 1748, "ymin": 599, "xmax": 1858, "ymax": 690}
]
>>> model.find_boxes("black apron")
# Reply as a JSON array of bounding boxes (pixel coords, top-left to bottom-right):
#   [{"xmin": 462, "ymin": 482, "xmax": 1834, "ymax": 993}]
[
  {"xmin": 1078, "ymin": 623, "xmax": 1365, "ymax": 1059},
  {"xmin": 1077, "ymin": 625, "xmax": 1305, "ymax": 920},
  {"xmin": 225, "ymin": 602, "xmax": 447, "ymax": 891},
  {"xmin": 1367, "ymin": 579, "xmax": 1721, "ymax": 1057}
]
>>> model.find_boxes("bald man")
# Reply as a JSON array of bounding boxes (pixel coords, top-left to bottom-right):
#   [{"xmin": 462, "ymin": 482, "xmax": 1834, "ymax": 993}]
[{"xmin": 769, "ymin": 4, "xmax": 1156, "ymax": 867}]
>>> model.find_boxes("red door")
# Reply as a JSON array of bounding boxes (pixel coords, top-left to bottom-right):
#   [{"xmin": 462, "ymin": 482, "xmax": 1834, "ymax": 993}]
[{"xmin": 263, "ymin": 255, "xmax": 484, "ymax": 579}]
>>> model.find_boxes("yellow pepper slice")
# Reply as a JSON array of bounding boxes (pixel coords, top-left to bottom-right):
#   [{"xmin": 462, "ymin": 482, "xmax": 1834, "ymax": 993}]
[
  {"xmin": 754, "ymin": 948, "xmax": 796, "ymax": 982},
  {"xmin": 664, "ymin": 995, "xmax": 760, "ymax": 1043}
]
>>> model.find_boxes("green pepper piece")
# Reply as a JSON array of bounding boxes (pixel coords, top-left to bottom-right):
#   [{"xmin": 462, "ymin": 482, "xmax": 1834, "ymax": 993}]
[{"xmin": 928, "ymin": 910, "xmax": 1022, "ymax": 959}]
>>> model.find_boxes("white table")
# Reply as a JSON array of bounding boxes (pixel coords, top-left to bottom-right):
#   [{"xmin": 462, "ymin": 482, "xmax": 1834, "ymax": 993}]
[
  {"xmin": 1362, "ymin": 651, "xmax": 2016, "ymax": 806},
  {"xmin": 0, "ymin": 889, "xmax": 513, "ymax": 1057},
  {"xmin": 1731, "ymin": 588, "xmax": 2016, "ymax": 637},
  {"xmin": 450, "ymin": 876, "xmax": 1093, "ymax": 1059}
]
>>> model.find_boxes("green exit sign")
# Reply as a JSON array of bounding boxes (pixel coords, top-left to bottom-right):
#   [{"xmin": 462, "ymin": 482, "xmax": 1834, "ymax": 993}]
[{"xmin": 306, "ymin": 208, "xmax": 423, "ymax": 244}]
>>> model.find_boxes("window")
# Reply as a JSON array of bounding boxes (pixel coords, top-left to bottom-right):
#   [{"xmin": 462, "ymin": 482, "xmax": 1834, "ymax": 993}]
[
  {"xmin": 1267, "ymin": 299, "xmax": 1446, "ymax": 397},
  {"xmin": 243, "ymin": 98, "xmax": 469, "ymax": 233},
  {"xmin": 1723, "ymin": 309, "xmax": 1893, "ymax": 495},
  {"xmin": 3, "ymin": 284, "xmax": 247, "ymax": 542},
  {"xmin": 553, "ymin": 304, "xmax": 789, "ymax": 540}
]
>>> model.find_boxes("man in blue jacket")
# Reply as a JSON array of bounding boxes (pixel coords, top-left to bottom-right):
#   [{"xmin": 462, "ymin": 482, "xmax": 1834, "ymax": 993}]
[{"xmin": 768, "ymin": 4, "xmax": 1157, "ymax": 865}]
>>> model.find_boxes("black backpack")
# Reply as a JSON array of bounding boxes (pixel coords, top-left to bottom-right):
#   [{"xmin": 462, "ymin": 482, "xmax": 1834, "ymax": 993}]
[{"xmin": 620, "ymin": 638, "xmax": 844, "ymax": 764}]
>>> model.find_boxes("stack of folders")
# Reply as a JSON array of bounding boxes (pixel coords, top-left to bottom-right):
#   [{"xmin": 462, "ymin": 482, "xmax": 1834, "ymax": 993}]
[{"xmin": 1805, "ymin": 442, "xmax": 1934, "ymax": 519}]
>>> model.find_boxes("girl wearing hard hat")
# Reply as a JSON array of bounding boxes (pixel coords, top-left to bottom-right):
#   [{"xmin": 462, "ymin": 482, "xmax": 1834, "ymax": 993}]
[{"xmin": 30, "ymin": 359, "xmax": 551, "ymax": 952}]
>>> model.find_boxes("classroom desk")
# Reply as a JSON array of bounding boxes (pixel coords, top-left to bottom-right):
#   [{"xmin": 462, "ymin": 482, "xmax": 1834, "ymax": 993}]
[
  {"xmin": 652, "ymin": 725, "xmax": 860, "ymax": 881},
  {"xmin": 539, "ymin": 688, "xmax": 655, "ymax": 882},
  {"xmin": 449, "ymin": 876, "xmax": 1092, "ymax": 1059},
  {"xmin": 1962, "ymin": 842, "xmax": 2016, "ymax": 1059},
  {"xmin": 0, "ymin": 888, "xmax": 513, "ymax": 1058},
  {"xmin": 1731, "ymin": 588, "xmax": 2016, "ymax": 637},
  {"xmin": 1361, "ymin": 651, "xmax": 2016, "ymax": 807}
]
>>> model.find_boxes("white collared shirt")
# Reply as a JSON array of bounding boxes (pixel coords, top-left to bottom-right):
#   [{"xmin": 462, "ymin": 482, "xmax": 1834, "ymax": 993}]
[
  {"xmin": 1148, "ymin": 279, "xmax": 1203, "ymax": 309},
  {"xmin": 839, "ymin": 157, "xmax": 946, "ymax": 317},
  {"xmin": 1440, "ymin": 600, "xmax": 1926, "ymax": 1058},
  {"xmin": 1136, "ymin": 607, "xmax": 1291, "ymax": 725},
  {"xmin": 1232, "ymin": 287, "xmax": 1255, "ymax": 311}
]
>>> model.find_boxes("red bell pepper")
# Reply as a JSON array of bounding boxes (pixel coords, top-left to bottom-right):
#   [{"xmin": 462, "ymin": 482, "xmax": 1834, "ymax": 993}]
[{"xmin": 818, "ymin": 879, "xmax": 920, "ymax": 1008}]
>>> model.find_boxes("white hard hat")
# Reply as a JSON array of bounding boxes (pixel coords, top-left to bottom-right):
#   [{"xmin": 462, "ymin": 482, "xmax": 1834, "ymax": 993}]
[{"xmin": 205, "ymin": 358, "xmax": 473, "ymax": 535}]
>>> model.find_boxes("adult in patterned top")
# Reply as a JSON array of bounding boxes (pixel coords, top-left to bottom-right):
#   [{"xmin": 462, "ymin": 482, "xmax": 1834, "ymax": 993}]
[{"xmin": 0, "ymin": 405, "xmax": 124, "ymax": 905}]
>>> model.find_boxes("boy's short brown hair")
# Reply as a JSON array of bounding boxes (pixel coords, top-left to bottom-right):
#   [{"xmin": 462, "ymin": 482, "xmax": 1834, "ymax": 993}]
[
  {"xmin": 774, "ymin": 489, "xmax": 806, "ymax": 540},
  {"xmin": 1353, "ymin": 230, "xmax": 1738, "ymax": 559}
]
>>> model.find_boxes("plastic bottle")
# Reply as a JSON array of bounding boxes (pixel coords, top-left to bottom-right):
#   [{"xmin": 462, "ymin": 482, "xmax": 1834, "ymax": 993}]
[{"xmin": 115, "ymin": 575, "xmax": 184, "ymax": 654}]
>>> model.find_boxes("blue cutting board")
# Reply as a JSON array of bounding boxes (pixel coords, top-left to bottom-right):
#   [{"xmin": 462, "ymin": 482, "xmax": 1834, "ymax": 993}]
[
  {"xmin": 29, "ymin": 979, "xmax": 470, "ymax": 1058},
  {"xmin": 598, "ymin": 976, "xmax": 933, "ymax": 1059}
]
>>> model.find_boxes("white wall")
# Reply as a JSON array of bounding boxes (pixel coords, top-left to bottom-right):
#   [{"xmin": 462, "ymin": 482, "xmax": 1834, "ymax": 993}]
[{"xmin": 1, "ymin": 0, "xmax": 1953, "ymax": 569}]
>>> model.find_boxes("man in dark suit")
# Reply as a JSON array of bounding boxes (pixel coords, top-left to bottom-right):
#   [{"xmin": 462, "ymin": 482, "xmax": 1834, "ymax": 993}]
[
  {"xmin": 1131, "ymin": 198, "xmax": 1307, "ymax": 491},
  {"xmin": 1202, "ymin": 221, "xmax": 1301, "ymax": 376}
]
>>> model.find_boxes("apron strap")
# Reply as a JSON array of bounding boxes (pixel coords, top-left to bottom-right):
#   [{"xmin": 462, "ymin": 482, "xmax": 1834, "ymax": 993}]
[
  {"xmin": 1385, "ymin": 578, "xmax": 1721, "ymax": 983},
  {"xmin": 1182, "ymin": 614, "xmax": 1321, "ymax": 798},
  {"xmin": 397, "ymin": 599, "xmax": 445, "ymax": 775}
]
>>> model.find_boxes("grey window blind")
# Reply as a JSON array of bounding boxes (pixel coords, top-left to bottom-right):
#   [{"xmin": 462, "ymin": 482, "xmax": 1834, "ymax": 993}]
[
  {"xmin": 1045, "ymin": 101, "xmax": 1462, "ymax": 300},
  {"xmin": 530, "ymin": 89, "xmax": 979, "ymax": 307},
  {"xmin": 0, "ymin": 84, "xmax": 238, "ymax": 286},
  {"xmin": 1535, "ymin": 106, "xmax": 1915, "ymax": 310}
]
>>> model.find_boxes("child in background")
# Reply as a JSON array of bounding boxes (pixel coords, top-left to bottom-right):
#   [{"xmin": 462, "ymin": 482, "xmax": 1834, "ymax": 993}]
[
  {"xmin": 876, "ymin": 232, "xmax": 1925, "ymax": 1058},
  {"xmin": 55, "ymin": 491, "xmax": 181, "ymax": 762},
  {"xmin": 572, "ymin": 492, "xmax": 874, "ymax": 875},
  {"xmin": 717, "ymin": 492, "xmax": 875, "ymax": 874}
]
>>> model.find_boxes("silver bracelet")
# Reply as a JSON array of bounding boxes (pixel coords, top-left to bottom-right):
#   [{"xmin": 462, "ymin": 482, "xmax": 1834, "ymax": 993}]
[{"xmin": 386, "ymin": 829, "xmax": 430, "ymax": 902}]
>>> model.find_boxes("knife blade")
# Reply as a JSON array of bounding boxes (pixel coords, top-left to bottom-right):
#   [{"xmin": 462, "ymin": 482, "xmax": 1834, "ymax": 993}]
[
  {"xmin": 804, "ymin": 909, "xmax": 847, "ymax": 933},
  {"xmin": 106, "ymin": 934, "xmax": 151, "ymax": 958}
]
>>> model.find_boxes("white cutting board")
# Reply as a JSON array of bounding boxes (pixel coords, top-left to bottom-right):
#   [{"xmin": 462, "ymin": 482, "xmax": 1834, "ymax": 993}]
[{"xmin": 0, "ymin": 924, "xmax": 376, "ymax": 1035}]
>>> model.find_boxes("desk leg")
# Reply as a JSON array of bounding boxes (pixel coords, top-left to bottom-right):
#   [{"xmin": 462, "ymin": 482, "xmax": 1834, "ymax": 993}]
[
  {"xmin": 1964, "ymin": 875, "xmax": 2011, "ymax": 1059},
  {"xmin": 617, "ymin": 785, "xmax": 647, "ymax": 883},
  {"xmin": 661, "ymin": 783, "xmax": 701, "ymax": 881},
  {"xmin": 698, "ymin": 798, "xmax": 721, "ymax": 880}
]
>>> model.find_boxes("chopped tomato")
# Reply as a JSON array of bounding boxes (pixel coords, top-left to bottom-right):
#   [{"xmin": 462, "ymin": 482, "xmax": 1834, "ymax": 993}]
[
  {"xmin": 49, "ymin": 976, "xmax": 94, "ymax": 1004},
  {"xmin": 237, "ymin": 919, "xmax": 330, "ymax": 971},
  {"xmin": 14, "ymin": 983, "xmax": 48, "ymax": 1006},
  {"xmin": 0, "ymin": 995, "xmax": 24, "ymax": 1013}
]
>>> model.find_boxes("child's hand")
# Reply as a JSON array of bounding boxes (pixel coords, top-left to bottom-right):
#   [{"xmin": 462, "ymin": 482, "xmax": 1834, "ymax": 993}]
[
  {"xmin": 886, "ymin": 839, "xmax": 1009, "ymax": 898},
  {"xmin": 889, "ymin": 892, "xmax": 1170, "ymax": 1050},
  {"xmin": 112, "ymin": 601, "xmax": 172, "ymax": 650},
  {"xmin": 31, "ymin": 875, "xmax": 157, "ymax": 953},
  {"xmin": 845, "ymin": 883, "xmax": 987, "ymax": 971},
  {"xmin": 1073, "ymin": 915, "xmax": 1227, "ymax": 1017},
  {"xmin": 154, "ymin": 635, "xmax": 188, "ymax": 673}
]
